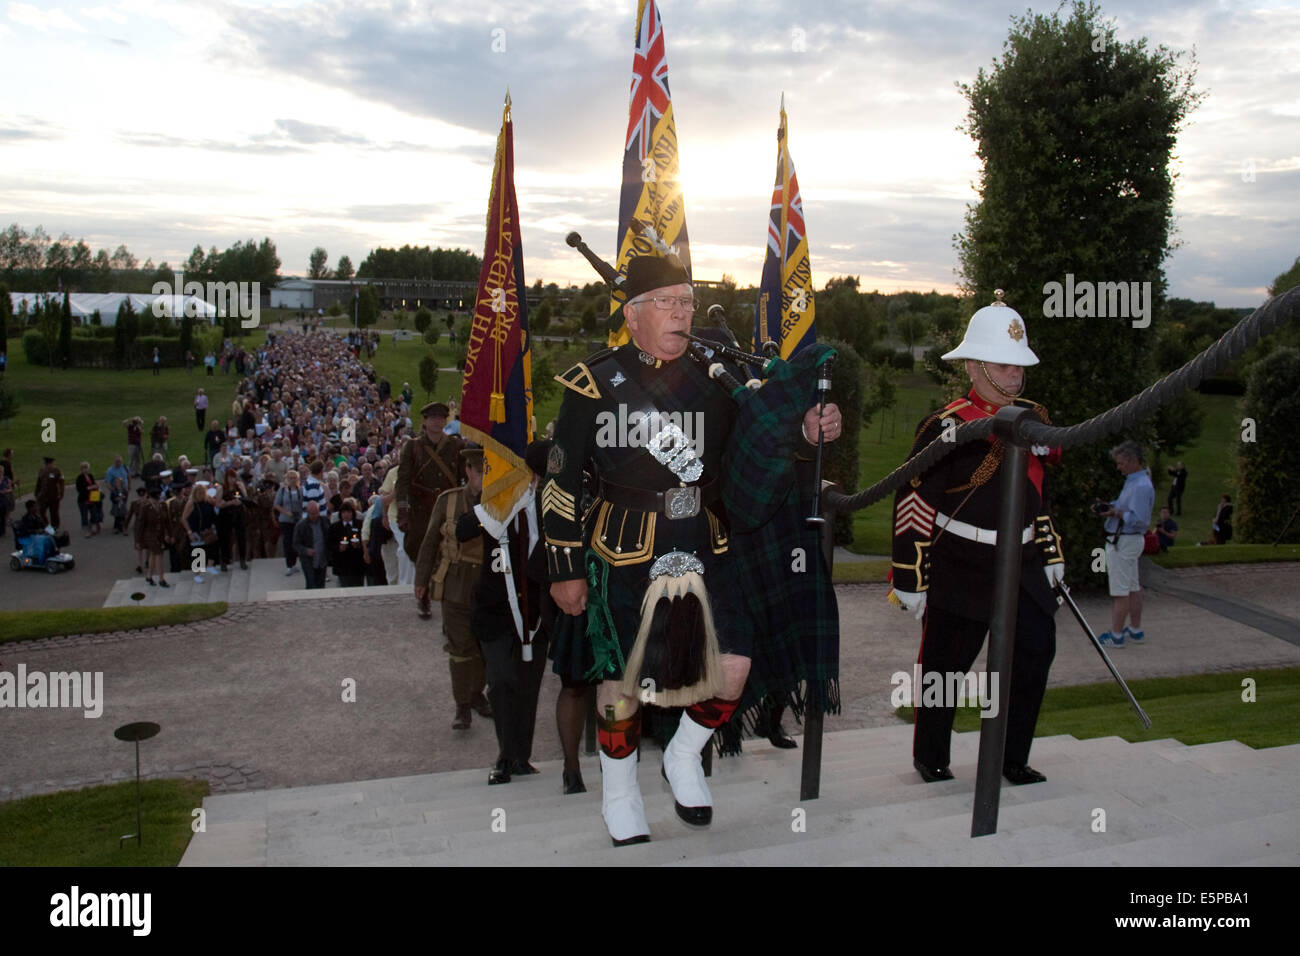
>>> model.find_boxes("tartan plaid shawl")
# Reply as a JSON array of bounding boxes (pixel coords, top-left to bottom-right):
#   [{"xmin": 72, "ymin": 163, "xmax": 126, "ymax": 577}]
[
  {"xmin": 717, "ymin": 342, "xmax": 840, "ymax": 751},
  {"xmin": 722, "ymin": 343, "xmax": 836, "ymax": 531}
]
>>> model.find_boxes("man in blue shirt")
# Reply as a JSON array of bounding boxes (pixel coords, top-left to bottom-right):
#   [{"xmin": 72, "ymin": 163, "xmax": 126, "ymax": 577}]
[{"xmin": 1099, "ymin": 440, "xmax": 1155, "ymax": 647}]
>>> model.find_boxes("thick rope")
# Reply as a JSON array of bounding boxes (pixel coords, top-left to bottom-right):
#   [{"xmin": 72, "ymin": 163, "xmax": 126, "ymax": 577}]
[{"xmin": 824, "ymin": 286, "xmax": 1300, "ymax": 514}]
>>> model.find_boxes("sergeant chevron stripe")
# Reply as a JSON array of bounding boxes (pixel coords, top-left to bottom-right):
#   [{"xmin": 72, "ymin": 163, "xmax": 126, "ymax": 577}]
[
  {"xmin": 895, "ymin": 492, "xmax": 936, "ymax": 537},
  {"xmin": 541, "ymin": 479, "xmax": 577, "ymax": 522}
]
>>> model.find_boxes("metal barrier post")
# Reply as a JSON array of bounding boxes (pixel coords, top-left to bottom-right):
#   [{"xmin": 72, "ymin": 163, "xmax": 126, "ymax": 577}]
[
  {"xmin": 971, "ymin": 406, "xmax": 1030, "ymax": 837},
  {"xmin": 799, "ymin": 481, "xmax": 838, "ymax": 801}
]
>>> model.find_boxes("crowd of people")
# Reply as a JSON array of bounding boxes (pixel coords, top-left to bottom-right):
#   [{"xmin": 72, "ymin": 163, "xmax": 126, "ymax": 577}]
[{"xmin": 2, "ymin": 329, "xmax": 451, "ymax": 593}]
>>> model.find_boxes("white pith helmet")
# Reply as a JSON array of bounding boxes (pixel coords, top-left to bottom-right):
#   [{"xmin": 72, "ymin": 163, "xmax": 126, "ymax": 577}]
[{"xmin": 941, "ymin": 290, "xmax": 1040, "ymax": 366}]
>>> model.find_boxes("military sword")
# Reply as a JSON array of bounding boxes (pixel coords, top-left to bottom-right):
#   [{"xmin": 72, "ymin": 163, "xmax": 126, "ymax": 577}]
[{"xmin": 1054, "ymin": 583, "xmax": 1153, "ymax": 729}]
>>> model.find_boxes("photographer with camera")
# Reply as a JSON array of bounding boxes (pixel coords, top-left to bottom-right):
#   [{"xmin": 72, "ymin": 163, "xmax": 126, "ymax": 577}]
[{"xmin": 1096, "ymin": 440, "xmax": 1155, "ymax": 647}]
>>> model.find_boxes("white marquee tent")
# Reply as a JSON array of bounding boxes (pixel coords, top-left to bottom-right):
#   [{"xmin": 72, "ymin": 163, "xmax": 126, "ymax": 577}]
[{"xmin": 7, "ymin": 292, "xmax": 218, "ymax": 324}]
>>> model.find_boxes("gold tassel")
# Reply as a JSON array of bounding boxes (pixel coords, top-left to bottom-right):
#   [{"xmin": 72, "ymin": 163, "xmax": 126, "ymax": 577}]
[{"xmin": 489, "ymin": 391, "xmax": 506, "ymax": 422}]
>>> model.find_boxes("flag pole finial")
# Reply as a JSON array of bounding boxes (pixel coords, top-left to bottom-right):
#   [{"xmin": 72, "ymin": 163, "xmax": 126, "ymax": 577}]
[{"xmin": 780, "ymin": 91, "xmax": 785, "ymax": 112}]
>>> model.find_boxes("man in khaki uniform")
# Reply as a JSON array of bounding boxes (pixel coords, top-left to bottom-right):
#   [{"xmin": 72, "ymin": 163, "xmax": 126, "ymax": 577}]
[
  {"xmin": 35, "ymin": 456, "xmax": 65, "ymax": 529},
  {"xmin": 415, "ymin": 447, "xmax": 492, "ymax": 729},
  {"xmin": 397, "ymin": 401, "xmax": 463, "ymax": 618}
]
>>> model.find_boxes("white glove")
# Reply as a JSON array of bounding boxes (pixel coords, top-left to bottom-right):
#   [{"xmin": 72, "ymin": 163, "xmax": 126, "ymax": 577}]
[
  {"xmin": 891, "ymin": 589, "xmax": 927, "ymax": 620},
  {"xmin": 1044, "ymin": 562, "xmax": 1065, "ymax": 589},
  {"xmin": 1031, "ymin": 444, "xmax": 1051, "ymax": 456}
]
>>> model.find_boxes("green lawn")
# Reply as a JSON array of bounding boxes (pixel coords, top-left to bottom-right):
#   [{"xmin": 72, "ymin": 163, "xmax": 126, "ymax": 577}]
[
  {"xmin": 848, "ymin": 376, "xmax": 948, "ymax": 554},
  {"xmin": 897, "ymin": 667, "xmax": 1300, "ymax": 749},
  {"xmin": 1149, "ymin": 391, "xmax": 1243, "ymax": 541},
  {"xmin": 831, "ymin": 559, "xmax": 893, "ymax": 584},
  {"xmin": 3, "ymin": 331, "xmax": 265, "ymax": 491},
  {"xmin": 0, "ymin": 603, "xmax": 227, "ymax": 645},
  {"xmin": 1151, "ymin": 542, "xmax": 1300, "ymax": 568},
  {"xmin": 0, "ymin": 779, "xmax": 209, "ymax": 866}
]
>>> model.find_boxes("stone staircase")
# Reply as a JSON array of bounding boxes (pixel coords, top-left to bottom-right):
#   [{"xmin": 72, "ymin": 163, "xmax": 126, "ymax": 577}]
[
  {"xmin": 180, "ymin": 724, "xmax": 1300, "ymax": 866},
  {"xmin": 102, "ymin": 558, "xmax": 409, "ymax": 607}
]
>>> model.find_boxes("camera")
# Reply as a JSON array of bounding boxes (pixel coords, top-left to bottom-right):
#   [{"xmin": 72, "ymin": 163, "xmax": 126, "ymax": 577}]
[{"xmin": 1089, "ymin": 499, "xmax": 1110, "ymax": 516}]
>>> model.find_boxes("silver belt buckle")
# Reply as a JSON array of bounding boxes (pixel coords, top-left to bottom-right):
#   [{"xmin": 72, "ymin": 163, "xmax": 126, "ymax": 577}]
[{"xmin": 663, "ymin": 486, "xmax": 700, "ymax": 520}]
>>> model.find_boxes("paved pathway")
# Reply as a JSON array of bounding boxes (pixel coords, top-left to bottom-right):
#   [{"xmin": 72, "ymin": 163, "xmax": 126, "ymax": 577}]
[{"xmin": 3, "ymin": 565, "xmax": 1298, "ymax": 802}]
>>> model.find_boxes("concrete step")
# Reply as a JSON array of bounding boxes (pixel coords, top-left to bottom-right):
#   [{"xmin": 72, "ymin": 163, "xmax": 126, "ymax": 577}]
[{"xmin": 183, "ymin": 725, "xmax": 1300, "ymax": 867}]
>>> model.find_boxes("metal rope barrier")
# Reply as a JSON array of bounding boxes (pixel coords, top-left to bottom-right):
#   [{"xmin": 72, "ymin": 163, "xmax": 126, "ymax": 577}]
[{"xmin": 824, "ymin": 285, "xmax": 1300, "ymax": 514}]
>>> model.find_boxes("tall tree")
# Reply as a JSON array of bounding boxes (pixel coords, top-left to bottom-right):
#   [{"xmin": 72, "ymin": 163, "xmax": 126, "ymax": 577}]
[
  {"xmin": 308, "ymin": 247, "xmax": 330, "ymax": 279},
  {"xmin": 418, "ymin": 353, "xmax": 439, "ymax": 399},
  {"xmin": 185, "ymin": 244, "xmax": 208, "ymax": 278},
  {"xmin": 0, "ymin": 281, "xmax": 10, "ymax": 358},
  {"xmin": 335, "ymin": 255, "xmax": 354, "ymax": 281},
  {"xmin": 1238, "ymin": 347, "xmax": 1300, "ymax": 543},
  {"xmin": 37, "ymin": 298, "xmax": 60, "ymax": 372},
  {"xmin": 180, "ymin": 313, "xmax": 194, "ymax": 357},
  {"xmin": 954, "ymin": 0, "xmax": 1200, "ymax": 576},
  {"xmin": 58, "ymin": 291, "xmax": 72, "ymax": 368},
  {"xmin": 355, "ymin": 284, "xmax": 381, "ymax": 328}
]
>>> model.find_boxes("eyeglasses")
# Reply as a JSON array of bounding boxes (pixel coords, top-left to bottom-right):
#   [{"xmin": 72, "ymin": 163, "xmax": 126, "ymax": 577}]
[{"xmin": 636, "ymin": 295, "xmax": 698, "ymax": 312}]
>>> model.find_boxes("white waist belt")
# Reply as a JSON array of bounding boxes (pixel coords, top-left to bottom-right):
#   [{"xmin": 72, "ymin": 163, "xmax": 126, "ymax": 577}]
[{"xmin": 935, "ymin": 511, "xmax": 1033, "ymax": 546}]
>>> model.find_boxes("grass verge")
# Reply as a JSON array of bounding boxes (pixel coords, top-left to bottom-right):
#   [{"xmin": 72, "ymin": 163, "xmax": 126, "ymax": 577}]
[
  {"xmin": 1149, "ymin": 543, "xmax": 1300, "ymax": 568},
  {"xmin": 0, "ymin": 603, "xmax": 227, "ymax": 645},
  {"xmin": 832, "ymin": 559, "xmax": 892, "ymax": 584},
  {"xmin": 0, "ymin": 779, "xmax": 210, "ymax": 866},
  {"xmin": 895, "ymin": 666, "xmax": 1300, "ymax": 749}
]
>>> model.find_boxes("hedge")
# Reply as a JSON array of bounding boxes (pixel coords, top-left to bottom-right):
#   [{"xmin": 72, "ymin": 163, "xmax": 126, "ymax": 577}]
[{"xmin": 22, "ymin": 331, "xmax": 190, "ymax": 369}]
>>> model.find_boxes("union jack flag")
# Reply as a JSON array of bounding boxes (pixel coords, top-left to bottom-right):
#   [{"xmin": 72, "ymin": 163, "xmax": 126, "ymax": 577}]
[
  {"xmin": 610, "ymin": 0, "xmax": 691, "ymax": 344},
  {"xmin": 755, "ymin": 97, "xmax": 815, "ymax": 360}
]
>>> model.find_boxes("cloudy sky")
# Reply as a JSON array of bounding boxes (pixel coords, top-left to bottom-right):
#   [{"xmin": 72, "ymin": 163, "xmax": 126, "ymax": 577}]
[{"xmin": 1, "ymin": 0, "xmax": 1296, "ymax": 305}]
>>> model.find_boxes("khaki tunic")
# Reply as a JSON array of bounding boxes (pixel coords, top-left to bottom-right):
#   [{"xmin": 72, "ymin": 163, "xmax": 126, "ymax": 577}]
[
  {"xmin": 415, "ymin": 485, "xmax": 483, "ymax": 660},
  {"xmin": 396, "ymin": 430, "xmax": 463, "ymax": 562}
]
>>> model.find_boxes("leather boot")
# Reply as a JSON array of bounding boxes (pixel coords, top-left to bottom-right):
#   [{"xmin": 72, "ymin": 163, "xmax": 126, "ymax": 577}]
[
  {"xmin": 662, "ymin": 711, "xmax": 714, "ymax": 826},
  {"xmin": 599, "ymin": 750, "xmax": 649, "ymax": 846},
  {"xmin": 452, "ymin": 704, "xmax": 472, "ymax": 730},
  {"xmin": 765, "ymin": 701, "xmax": 797, "ymax": 749}
]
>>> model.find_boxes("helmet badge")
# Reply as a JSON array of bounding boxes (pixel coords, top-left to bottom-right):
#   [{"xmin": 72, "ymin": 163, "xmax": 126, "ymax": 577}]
[{"xmin": 1007, "ymin": 317, "xmax": 1025, "ymax": 342}]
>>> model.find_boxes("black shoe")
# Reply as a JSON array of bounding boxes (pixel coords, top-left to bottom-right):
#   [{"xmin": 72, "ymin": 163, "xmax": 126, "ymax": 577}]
[
  {"xmin": 470, "ymin": 693, "xmax": 493, "ymax": 719},
  {"xmin": 768, "ymin": 723, "xmax": 798, "ymax": 749},
  {"xmin": 661, "ymin": 764, "xmax": 712, "ymax": 826},
  {"xmin": 562, "ymin": 769, "xmax": 586, "ymax": 794},
  {"xmin": 510, "ymin": 760, "xmax": 539, "ymax": 776},
  {"xmin": 1003, "ymin": 763, "xmax": 1047, "ymax": 785},
  {"xmin": 452, "ymin": 705, "xmax": 471, "ymax": 730},
  {"xmin": 146, "ymin": 577, "xmax": 156, "ymax": 586},
  {"xmin": 159, "ymin": 579, "xmax": 170, "ymax": 588},
  {"xmin": 913, "ymin": 758, "xmax": 954, "ymax": 783},
  {"xmin": 488, "ymin": 759, "xmax": 511, "ymax": 785}
]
